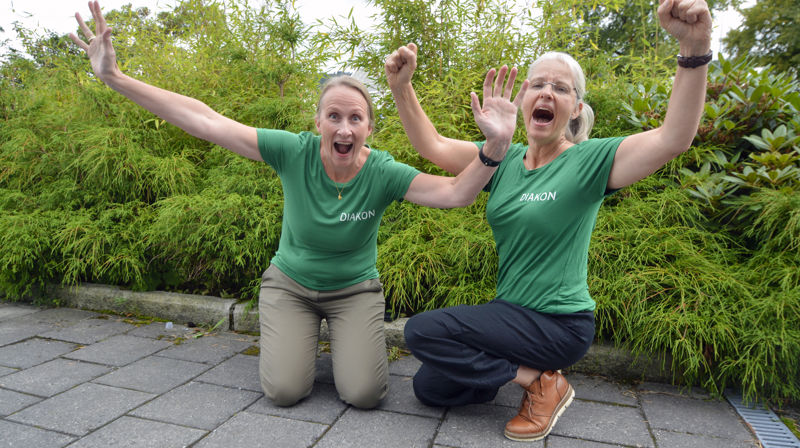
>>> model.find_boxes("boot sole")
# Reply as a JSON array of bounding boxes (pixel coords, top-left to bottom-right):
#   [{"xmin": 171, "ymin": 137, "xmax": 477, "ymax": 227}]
[{"xmin": 503, "ymin": 384, "xmax": 575, "ymax": 442}]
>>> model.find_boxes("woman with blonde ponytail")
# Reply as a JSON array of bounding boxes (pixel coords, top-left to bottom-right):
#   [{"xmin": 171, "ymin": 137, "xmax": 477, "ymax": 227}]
[{"xmin": 385, "ymin": 0, "xmax": 712, "ymax": 441}]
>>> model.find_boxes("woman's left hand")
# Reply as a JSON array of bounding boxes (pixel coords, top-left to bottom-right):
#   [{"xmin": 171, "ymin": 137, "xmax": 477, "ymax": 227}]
[
  {"xmin": 470, "ymin": 66, "xmax": 528, "ymax": 145},
  {"xmin": 657, "ymin": 0, "xmax": 712, "ymax": 54}
]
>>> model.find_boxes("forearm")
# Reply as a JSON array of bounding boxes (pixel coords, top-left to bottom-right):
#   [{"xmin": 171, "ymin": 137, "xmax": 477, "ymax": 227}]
[
  {"xmin": 391, "ymin": 82, "xmax": 476, "ymax": 174},
  {"xmin": 406, "ymin": 137, "xmax": 509, "ymax": 209},
  {"xmin": 449, "ymin": 138, "xmax": 509, "ymax": 205},
  {"xmin": 101, "ymin": 71, "xmax": 220, "ymax": 142},
  {"xmin": 659, "ymin": 53, "xmax": 709, "ymax": 151}
]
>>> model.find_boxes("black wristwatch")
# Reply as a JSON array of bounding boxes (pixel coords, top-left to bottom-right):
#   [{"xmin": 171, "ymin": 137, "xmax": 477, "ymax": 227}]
[
  {"xmin": 677, "ymin": 51, "xmax": 713, "ymax": 68},
  {"xmin": 479, "ymin": 146, "xmax": 502, "ymax": 167}
]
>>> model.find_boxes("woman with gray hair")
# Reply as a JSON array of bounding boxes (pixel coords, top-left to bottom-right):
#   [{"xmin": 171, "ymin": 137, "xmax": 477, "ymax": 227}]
[
  {"xmin": 385, "ymin": 0, "xmax": 712, "ymax": 440},
  {"xmin": 70, "ymin": 1, "xmax": 527, "ymax": 409}
]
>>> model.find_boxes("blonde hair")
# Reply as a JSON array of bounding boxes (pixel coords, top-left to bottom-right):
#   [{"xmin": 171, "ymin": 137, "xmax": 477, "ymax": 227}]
[
  {"xmin": 316, "ymin": 75, "xmax": 375, "ymax": 128},
  {"xmin": 527, "ymin": 52, "xmax": 595, "ymax": 143}
]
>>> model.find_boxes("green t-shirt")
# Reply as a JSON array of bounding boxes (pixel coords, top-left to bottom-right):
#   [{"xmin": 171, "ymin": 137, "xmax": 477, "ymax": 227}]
[
  {"xmin": 480, "ymin": 137, "xmax": 624, "ymax": 314},
  {"xmin": 257, "ymin": 129, "xmax": 420, "ymax": 290}
]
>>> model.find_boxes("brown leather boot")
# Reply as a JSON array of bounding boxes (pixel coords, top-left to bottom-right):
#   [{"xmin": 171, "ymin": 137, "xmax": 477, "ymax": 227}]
[{"xmin": 504, "ymin": 370, "xmax": 574, "ymax": 441}]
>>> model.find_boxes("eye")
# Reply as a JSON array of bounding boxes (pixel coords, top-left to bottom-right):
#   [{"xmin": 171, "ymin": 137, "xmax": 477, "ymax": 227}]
[
  {"xmin": 328, "ymin": 112, "xmax": 338, "ymax": 120},
  {"xmin": 530, "ymin": 82, "xmax": 545, "ymax": 90},
  {"xmin": 555, "ymin": 84, "xmax": 571, "ymax": 95},
  {"xmin": 351, "ymin": 115, "xmax": 361, "ymax": 122}
]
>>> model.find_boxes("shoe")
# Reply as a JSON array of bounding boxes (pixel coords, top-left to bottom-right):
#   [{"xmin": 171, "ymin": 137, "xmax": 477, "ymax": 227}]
[{"xmin": 504, "ymin": 370, "xmax": 574, "ymax": 441}]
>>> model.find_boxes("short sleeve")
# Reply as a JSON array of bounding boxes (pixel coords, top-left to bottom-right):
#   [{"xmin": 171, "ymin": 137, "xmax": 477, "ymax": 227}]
[
  {"xmin": 569, "ymin": 137, "xmax": 624, "ymax": 199},
  {"xmin": 257, "ymin": 129, "xmax": 302, "ymax": 173},
  {"xmin": 375, "ymin": 152, "xmax": 421, "ymax": 203}
]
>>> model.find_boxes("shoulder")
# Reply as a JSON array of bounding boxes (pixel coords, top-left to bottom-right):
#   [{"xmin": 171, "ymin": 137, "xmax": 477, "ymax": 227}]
[
  {"xmin": 475, "ymin": 140, "xmax": 527, "ymax": 155},
  {"xmin": 574, "ymin": 137, "xmax": 625, "ymax": 151},
  {"xmin": 257, "ymin": 129, "xmax": 319, "ymax": 147},
  {"xmin": 567, "ymin": 137, "xmax": 625, "ymax": 159}
]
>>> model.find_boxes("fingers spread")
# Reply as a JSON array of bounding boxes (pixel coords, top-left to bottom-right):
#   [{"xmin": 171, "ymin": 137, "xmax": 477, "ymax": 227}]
[
  {"xmin": 68, "ymin": 32, "xmax": 88, "ymax": 51},
  {"xmin": 512, "ymin": 79, "xmax": 529, "ymax": 108},
  {"xmin": 504, "ymin": 67, "xmax": 518, "ymax": 99},
  {"xmin": 76, "ymin": 12, "xmax": 93, "ymax": 40},
  {"xmin": 469, "ymin": 92, "xmax": 481, "ymax": 117},
  {"xmin": 493, "ymin": 65, "xmax": 508, "ymax": 96},
  {"xmin": 91, "ymin": 1, "xmax": 108, "ymax": 34},
  {"xmin": 482, "ymin": 68, "xmax": 496, "ymax": 103}
]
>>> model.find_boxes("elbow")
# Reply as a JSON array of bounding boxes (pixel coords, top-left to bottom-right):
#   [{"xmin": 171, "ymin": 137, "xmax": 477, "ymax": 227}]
[{"xmin": 448, "ymin": 194, "xmax": 476, "ymax": 209}]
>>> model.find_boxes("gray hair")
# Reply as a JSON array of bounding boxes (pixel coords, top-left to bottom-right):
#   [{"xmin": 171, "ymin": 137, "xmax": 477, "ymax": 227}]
[
  {"xmin": 316, "ymin": 75, "xmax": 375, "ymax": 128},
  {"xmin": 527, "ymin": 52, "xmax": 595, "ymax": 143}
]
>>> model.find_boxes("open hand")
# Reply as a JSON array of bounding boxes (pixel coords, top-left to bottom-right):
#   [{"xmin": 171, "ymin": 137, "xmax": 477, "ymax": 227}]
[
  {"xmin": 385, "ymin": 43, "xmax": 418, "ymax": 90},
  {"xmin": 657, "ymin": 0, "xmax": 712, "ymax": 54},
  {"xmin": 470, "ymin": 65, "xmax": 528, "ymax": 144},
  {"xmin": 69, "ymin": 1, "xmax": 119, "ymax": 81}
]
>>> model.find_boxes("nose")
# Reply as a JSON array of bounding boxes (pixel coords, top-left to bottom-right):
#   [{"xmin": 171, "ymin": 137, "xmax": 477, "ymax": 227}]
[
  {"xmin": 337, "ymin": 122, "xmax": 353, "ymax": 136},
  {"xmin": 539, "ymin": 84, "xmax": 555, "ymax": 97}
]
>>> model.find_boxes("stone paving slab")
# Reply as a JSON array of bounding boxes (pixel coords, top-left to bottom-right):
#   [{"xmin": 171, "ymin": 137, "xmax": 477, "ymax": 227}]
[
  {"xmin": 316, "ymin": 408, "xmax": 440, "ymax": 448},
  {"xmin": 315, "ymin": 352, "xmax": 335, "ymax": 384},
  {"xmin": 554, "ymin": 399, "xmax": 654, "ymax": 447},
  {"xmin": 155, "ymin": 333, "xmax": 252, "ymax": 364},
  {"xmin": 546, "ymin": 436, "xmax": 625, "ymax": 447},
  {"xmin": 196, "ymin": 353, "xmax": 261, "ymax": 391},
  {"xmin": 653, "ymin": 429, "xmax": 760, "ymax": 448},
  {"xmin": 0, "ymin": 419, "xmax": 75, "ymax": 448},
  {"xmin": 125, "ymin": 321, "xmax": 197, "ymax": 339},
  {"xmin": 92, "ymin": 355, "xmax": 210, "ymax": 393},
  {"xmin": 0, "ymin": 358, "xmax": 110, "ymax": 397},
  {"xmin": 435, "ymin": 404, "xmax": 530, "ymax": 448},
  {"xmin": 63, "ymin": 334, "xmax": 172, "ymax": 366},
  {"xmin": 0, "ymin": 304, "xmax": 39, "ymax": 322},
  {"xmin": 378, "ymin": 374, "xmax": 446, "ymax": 418},
  {"xmin": 640, "ymin": 392, "xmax": 756, "ymax": 442},
  {"xmin": 65, "ymin": 416, "xmax": 207, "ymax": 448},
  {"xmin": 129, "ymin": 381, "xmax": 262, "ymax": 430},
  {"xmin": 194, "ymin": 411, "xmax": 326, "ymax": 448},
  {"xmin": 492, "ymin": 381, "xmax": 526, "ymax": 408},
  {"xmin": 39, "ymin": 316, "xmax": 133, "ymax": 345},
  {"xmin": 569, "ymin": 373, "xmax": 639, "ymax": 406},
  {"xmin": 0, "ymin": 319, "xmax": 53, "ymax": 347},
  {"xmin": 14, "ymin": 307, "xmax": 97, "ymax": 325},
  {"xmin": 386, "ymin": 353, "xmax": 422, "ymax": 377},
  {"xmin": 0, "ymin": 338, "xmax": 77, "ymax": 369},
  {"xmin": 0, "ymin": 388, "xmax": 41, "ymax": 416},
  {"xmin": 7, "ymin": 382, "xmax": 154, "ymax": 436},
  {"xmin": 247, "ymin": 382, "xmax": 347, "ymax": 424},
  {"xmin": 0, "ymin": 365, "xmax": 17, "ymax": 377}
]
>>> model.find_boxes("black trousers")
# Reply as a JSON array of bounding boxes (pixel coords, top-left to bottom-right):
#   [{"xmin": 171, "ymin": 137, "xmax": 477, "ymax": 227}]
[{"xmin": 404, "ymin": 299, "xmax": 594, "ymax": 407}]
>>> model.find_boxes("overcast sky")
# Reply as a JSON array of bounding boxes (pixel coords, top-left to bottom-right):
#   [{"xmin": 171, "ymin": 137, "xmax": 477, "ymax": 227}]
[{"xmin": 3, "ymin": 0, "xmax": 749, "ymax": 60}]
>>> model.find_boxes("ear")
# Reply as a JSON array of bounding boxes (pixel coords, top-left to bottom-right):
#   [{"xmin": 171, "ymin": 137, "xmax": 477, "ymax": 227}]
[
  {"xmin": 572, "ymin": 101, "xmax": 583, "ymax": 120},
  {"xmin": 315, "ymin": 115, "xmax": 321, "ymax": 133},
  {"xmin": 367, "ymin": 124, "xmax": 373, "ymax": 137}
]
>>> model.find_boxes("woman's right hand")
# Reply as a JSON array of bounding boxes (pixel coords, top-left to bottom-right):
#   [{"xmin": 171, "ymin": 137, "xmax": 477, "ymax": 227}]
[
  {"xmin": 470, "ymin": 66, "xmax": 527, "ymax": 152},
  {"xmin": 385, "ymin": 43, "xmax": 418, "ymax": 90},
  {"xmin": 69, "ymin": 1, "xmax": 120, "ymax": 82}
]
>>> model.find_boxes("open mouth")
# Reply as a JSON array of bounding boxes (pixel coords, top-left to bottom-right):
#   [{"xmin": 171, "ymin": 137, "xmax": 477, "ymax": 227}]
[
  {"xmin": 334, "ymin": 142, "xmax": 354, "ymax": 155},
  {"xmin": 533, "ymin": 107, "xmax": 554, "ymax": 124}
]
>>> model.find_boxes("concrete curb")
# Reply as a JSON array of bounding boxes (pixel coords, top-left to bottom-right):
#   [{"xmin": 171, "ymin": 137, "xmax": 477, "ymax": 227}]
[{"xmin": 22, "ymin": 283, "xmax": 673, "ymax": 383}]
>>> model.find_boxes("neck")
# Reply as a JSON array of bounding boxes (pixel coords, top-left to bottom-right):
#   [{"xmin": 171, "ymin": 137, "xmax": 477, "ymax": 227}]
[
  {"xmin": 321, "ymin": 146, "xmax": 369, "ymax": 183},
  {"xmin": 524, "ymin": 136, "xmax": 572, "ymax": 170}
]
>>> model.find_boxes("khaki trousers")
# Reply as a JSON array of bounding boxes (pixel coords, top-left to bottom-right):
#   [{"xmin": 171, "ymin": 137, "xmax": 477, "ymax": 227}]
[{"xmin": 258, "ymin": 264, "xmax": 388, "ymax": 408}]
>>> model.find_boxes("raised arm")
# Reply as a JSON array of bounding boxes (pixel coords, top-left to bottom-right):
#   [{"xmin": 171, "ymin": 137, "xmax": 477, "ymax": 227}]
[
  {"xmin": 404, "ymin": 66, "xmax": 528, "ymax": 208},
  {"xmin": 385, "ymin": 43, "xmax": 480, "ymax": 175},
  {"xmin": 69, "ymin": 1, "xmax": 260, "ymax": 161},
  {"xmin": 608, "ymin": 0, "xmax": 711, "ymax": 189}
]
